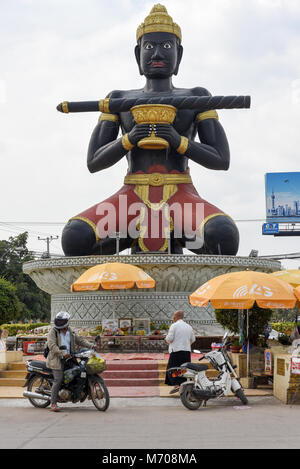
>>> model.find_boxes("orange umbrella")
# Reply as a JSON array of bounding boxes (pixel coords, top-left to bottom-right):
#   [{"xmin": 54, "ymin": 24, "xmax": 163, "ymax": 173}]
[
  {"xmin": 271, "ymin": 270, "xmax": 300, "ymax": 288},
  {"xmin": 190, "ymin": 270, "xmax": 297, "ymax": 377},
  {"xmin": 272, "ymin": 270, "xmax": 300, "ymax": 322},
  {"xmin": 189, "ymin": 270, "xmax": 297, "ymax": 309},
  {"xmin": 71, "ymin": 262, "xmax": 155, "ymax": 292},
  {"xmin": 294, "ymin": 286, "xmax": 300, "ymax": 302}
]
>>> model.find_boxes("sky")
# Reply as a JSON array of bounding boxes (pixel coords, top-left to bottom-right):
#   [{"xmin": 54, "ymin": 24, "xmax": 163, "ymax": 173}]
[{"xmin": 0, "ymin": 0, "xmax": 300, "ymax": 269}]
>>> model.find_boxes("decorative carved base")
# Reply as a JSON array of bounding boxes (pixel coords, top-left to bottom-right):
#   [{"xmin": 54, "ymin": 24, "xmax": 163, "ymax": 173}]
[{"xmin": 23, "ymin": 254, "xmax": 281, "ymax": 332}]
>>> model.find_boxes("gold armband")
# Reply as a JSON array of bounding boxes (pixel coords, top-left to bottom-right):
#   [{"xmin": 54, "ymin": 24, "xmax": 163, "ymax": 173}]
[
  {"xmin": 122, "ymin": 133, "xmax": 134, "ymax": 151},
  {"xmin": 196, "ymin": 110, "xmax": 219, "ymax": 122},
  {"xmin": 98, "ymin": 113, "xmax": 119, "ymax": 123},
  {"xmin": 176, "ymin": 136, "xmax": 189, "ymax": 155},
  {"xmin": 99, "ymin": 98, "xmax": 110, "ymax": 113}
]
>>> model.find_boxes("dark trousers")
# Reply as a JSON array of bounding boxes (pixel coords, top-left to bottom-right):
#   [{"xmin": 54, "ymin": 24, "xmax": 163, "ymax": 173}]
[{"xmin": 165, "ymin": 350, "xmax": 191, "ymax": 386}]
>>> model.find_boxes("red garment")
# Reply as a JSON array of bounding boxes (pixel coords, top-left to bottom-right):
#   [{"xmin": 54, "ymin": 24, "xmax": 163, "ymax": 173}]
[{"xmin": 73, "ymin": 167, "xmax": 224, "ymax": 252}]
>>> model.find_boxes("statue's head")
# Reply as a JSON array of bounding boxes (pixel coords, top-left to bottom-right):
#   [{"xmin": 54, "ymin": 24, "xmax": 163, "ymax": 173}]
[{"xmin": 135, "ymin": 4, "xmax": 183, "ymax": 78}]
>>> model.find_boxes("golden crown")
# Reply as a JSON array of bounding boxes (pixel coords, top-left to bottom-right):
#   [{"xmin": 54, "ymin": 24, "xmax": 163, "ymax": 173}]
[{"xmin": 136, "ymin": 4, "xmax": 182, "ymax": 43}]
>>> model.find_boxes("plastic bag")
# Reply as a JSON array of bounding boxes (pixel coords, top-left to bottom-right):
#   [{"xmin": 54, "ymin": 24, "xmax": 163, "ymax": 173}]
[{"xmin": 86, "ymin": 353, "xmax": 106, "ymax": 374}]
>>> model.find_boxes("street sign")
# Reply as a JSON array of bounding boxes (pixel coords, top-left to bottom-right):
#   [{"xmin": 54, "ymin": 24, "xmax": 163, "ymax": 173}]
[{"xmin": 262, "ymin": 223, "xmax": 279, "ymax": 235}]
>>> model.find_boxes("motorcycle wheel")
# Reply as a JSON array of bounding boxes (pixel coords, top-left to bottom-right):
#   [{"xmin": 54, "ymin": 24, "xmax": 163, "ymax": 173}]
[
  {"xmin": 180, "ymin": 384, "xmax": 202, "ymax": 411},
  {"xmin": 27, "ymin": 375, "xmax": 51, "ymax": 408},
  {"xmin": 235, "ymin": 388, "xmax": 248, "ymax": 405},
  {"xmin": 89, "ymin": 377, "xmax": 110, "ymax": 411}
]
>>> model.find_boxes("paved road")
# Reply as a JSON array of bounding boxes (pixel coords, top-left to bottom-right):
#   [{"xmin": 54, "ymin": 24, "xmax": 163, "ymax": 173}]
[{"xmin": 0, "ymin": 396, "xmax": 299, "ymax": 449}]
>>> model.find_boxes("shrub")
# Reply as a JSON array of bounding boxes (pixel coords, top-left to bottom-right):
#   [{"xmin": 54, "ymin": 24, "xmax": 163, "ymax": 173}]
[
  {"xmin": 271, "ymin": 322, "xmax": 296, "ymax": 336},
  {"xmin": 0, "ymin": 277, "xmax": 21, "ymax": 324},
  {"xmin": 215, "ymin": 304, "xmax": 273, "ymax": 345},
  {"xmin": 0, "ymin": 323, "xmax": 49, "ymax": 336}
]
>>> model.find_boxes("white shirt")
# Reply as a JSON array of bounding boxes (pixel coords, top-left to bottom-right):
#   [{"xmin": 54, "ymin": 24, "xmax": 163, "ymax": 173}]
[
  {"xmin": 60, "ymin": 329, "xmax": 71, "ymax": 354},
  {"xmin": 165, "ymin": 320, "xmax": 195, "ymax": 353}
]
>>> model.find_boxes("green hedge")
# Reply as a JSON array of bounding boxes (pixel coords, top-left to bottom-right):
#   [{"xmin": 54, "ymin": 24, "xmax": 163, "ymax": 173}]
[
  {"xmin": 0, "ymin": 323, "xmax": 49, "ymax": 336},
  {"xmin": 270, "ymin": 322, "xmax": 298, "ymax": 336}
]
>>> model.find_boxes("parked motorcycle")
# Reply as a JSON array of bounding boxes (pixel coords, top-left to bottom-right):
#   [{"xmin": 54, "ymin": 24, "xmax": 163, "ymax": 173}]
[
  {"xmin": 23, "ymin": 347, "xmax": 109, "ymax": 411},
  {"xmin": 169, "ymin": 332, "xmax": 248, "ymax": 410}
]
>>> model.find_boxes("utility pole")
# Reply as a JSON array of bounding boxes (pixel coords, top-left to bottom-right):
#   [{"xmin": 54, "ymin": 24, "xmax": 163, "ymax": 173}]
[
  {"xmin": 38, "ymin": 235, "xmax": 59, "ymax": 258},
  {"xmin": 115, "ymin": 232, "xmax": 120, "ymax": 255}
]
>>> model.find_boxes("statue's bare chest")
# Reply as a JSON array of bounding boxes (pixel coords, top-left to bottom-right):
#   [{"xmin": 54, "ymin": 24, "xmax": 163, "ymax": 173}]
[{"xmin": 117, "ymin": 90, "xmax": 197, "ymax": 136}]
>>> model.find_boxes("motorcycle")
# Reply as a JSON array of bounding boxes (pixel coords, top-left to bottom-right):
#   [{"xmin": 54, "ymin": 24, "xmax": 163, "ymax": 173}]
[
  {"xmin": 23, "ymin": 346, "xmax": 109, "ymax": 411},
  {"xmin": 169, "ymin": 332, "xmax": 248, "ymax": 410}
]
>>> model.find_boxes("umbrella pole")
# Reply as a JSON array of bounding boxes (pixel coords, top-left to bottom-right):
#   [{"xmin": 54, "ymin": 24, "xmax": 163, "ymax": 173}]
[
  {"xmin": 246, "ymin": 309, "xmax": 250, "ymax": 378},
  {"xmin": 238, "ymin": 309, "xmax": 244, "ymax": 345},
  {"xmin": 112, "ymin": 290, "xmax": 115, "ymax": 322}
]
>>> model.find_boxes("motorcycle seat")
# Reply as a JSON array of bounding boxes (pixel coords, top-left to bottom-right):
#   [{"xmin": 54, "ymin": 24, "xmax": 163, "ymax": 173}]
[
  {"xmin": 182, "ymin": 362, "xmax": 209, "ymax": 372},
  {"xmin": 28, "ymin": 360, "xmax": 52, "ymax": 373}
]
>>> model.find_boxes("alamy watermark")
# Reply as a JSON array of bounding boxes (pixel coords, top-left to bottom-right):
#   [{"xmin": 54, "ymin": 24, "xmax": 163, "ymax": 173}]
[{"xmin": 95, "ymin": 195, "xmax": 206, "ymax": 250}]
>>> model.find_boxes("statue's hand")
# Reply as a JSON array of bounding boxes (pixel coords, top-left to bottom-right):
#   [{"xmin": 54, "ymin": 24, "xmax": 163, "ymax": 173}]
[
  {"xmin": 154, "ymin": 124, "xmax": 181, "ymax": 150},
  {"xmin": 128, "ymin": 124, "xmax": 152, "ymax": 146}
]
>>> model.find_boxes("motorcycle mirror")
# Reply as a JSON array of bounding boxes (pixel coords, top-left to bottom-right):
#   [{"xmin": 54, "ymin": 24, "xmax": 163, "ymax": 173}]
[
  {"xmin": 222, "ymin": 332, "xmax": 228, "ymax": 342},
  {"xmin": 193, "ymin": 349, "xmax": 202, "ymax": 354}
]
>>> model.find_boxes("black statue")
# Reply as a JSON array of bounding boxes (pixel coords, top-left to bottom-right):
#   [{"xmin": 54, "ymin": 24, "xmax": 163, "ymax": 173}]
[{"xmin": 61, "ymin": 4, "xmax": 250, "ymax": 256}]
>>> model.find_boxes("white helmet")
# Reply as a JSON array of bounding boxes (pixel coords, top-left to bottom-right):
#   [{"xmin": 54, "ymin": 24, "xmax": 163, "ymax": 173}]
[{"xmin": 54, "ymin": 311, "xmax": 71, "ymax": 329}]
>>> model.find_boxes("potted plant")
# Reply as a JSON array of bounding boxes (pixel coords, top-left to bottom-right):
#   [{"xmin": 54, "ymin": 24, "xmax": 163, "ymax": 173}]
[
  {"xmin": 230, "ymin": 339, "xmax": 241, "ymax": 353},
  {"xmin": 215, "ymin": 305, "xmax": 273, "ymax": 347}
]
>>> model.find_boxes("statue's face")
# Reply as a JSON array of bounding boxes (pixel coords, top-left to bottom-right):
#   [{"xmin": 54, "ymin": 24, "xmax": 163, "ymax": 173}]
[{"xmin": 136, "ymin": 32, "xmax": 183, "ymax": 78}]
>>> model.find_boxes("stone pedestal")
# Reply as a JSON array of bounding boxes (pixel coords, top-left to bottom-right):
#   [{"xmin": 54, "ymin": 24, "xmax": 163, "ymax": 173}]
[{"xmin": 23, "ymin": 254, "xmax": 281, "ymax": 333}]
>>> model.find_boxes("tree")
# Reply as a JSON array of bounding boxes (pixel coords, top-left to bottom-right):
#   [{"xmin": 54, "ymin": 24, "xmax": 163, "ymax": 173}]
[
  {"xmin": 215, "ymin": 304, "xmax": 273, "ymax": 345},
  {"xmin": 0, "ymin": 277, "xmax": 21, "ymax": 324},
  {"xmin": 0, "ymin": 233, "xmax": 50, "ymax": 322}
]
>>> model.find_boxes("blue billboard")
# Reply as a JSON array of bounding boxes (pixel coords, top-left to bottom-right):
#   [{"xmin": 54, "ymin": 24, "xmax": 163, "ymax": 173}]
[
  {"xmin": 265, "ymin": 172, "xmax": 300, "ymax": 223},
  {"xmin": 262, "ymin": 223, "xmax": 279, "ymax": 235}
]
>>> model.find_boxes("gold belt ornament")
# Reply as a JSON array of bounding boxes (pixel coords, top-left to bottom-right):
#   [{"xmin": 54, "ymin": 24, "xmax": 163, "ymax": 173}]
[
  {"xmin": 124, "ymin": 172, "xmax": 192, "ymax": 186},
  {"xmin": 124, "ymin": 171, "xmax": 193, "ymax": 251}
]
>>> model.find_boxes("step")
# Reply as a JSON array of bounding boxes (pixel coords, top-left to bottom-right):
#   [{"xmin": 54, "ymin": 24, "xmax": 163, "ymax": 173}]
[
  {"xmin": 0, "ymin": 378, "xmax": 26, "ymax": 386},
  {"xmin": 103, "ymin": 370, "xmax": 159, "ymax": 379},
  {"xmin": 0, "ymin": 357, "xmax": 219, "ymax": 389},
  {"xmin": 106, "ymin": 360, "xmax": 158, "ymax": 370},
  {"xmin": 8, "ymin": 362, "xmax": 27, "ymax": 371},
  {"xmin": 0, "ymin": 370, "xmax": 26, "ymax": 378}
]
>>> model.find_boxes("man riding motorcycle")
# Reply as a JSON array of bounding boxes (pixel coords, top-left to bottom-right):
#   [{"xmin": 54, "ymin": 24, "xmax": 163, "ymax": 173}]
[{"xmin": 47, "ymin": 311, "xmax": 93, "ymax": 412}]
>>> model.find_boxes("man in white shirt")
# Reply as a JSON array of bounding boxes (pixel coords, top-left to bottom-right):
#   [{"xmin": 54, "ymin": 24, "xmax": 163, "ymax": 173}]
[{"xmin": 164, "ymin": 310, "xmax": 196, "ymax": 394}]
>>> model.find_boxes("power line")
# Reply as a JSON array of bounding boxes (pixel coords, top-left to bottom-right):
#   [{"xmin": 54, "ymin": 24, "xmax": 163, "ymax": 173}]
[{"xmin": 0, "ymin": 223, "xmax": 60, "ymax": 239}]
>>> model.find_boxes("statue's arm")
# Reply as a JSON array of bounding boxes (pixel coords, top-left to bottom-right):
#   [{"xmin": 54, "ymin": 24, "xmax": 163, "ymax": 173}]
[
  {"xmin": 186, "ymin": 116, "xmax": 230, "ymax": 171},
  {"xmin": 87, "ymin": 119, "xmax": 126, "ymax": 173},
  {"xmin": 187, "ymin": 87, "xmax": 230, "ymax": 170},
  {"xmin": 87, "ymin": 90, "xmax": 152, "ymax": 173},
  {"xmin": 155, "ymin": 87, "xmax": 230, "ymax": 171}
]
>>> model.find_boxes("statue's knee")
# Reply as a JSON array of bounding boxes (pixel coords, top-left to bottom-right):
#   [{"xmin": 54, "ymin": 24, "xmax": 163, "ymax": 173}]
[
  {"xmin": 62, "ymin": 219, "xmax": 96, "ymax": 256},
  {"xmin": 203, "ymin": 215, "xmax": 239, "ymax": 255}
]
